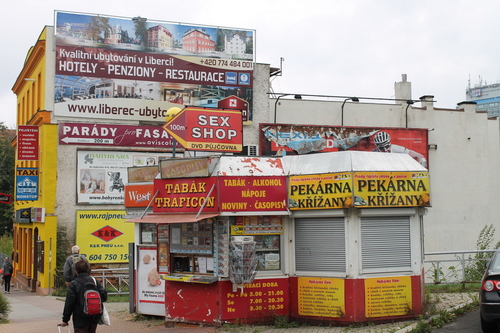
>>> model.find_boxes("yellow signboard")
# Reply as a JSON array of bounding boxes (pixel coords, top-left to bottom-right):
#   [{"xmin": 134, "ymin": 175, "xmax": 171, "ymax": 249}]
[
  {"xmin": 76, "ymin": 210, "xmax": 134, "ymax": 264},
  {"xmin": 354, "ymin": 172, "xmax": 430, "ymax": 207},
  {"xmin": 365, "ymin": 276, "xmax": 412, "ymax": 318},
  {"xmin": 298, "ymin": 277, "xmax": 345, "ymax": 317},
  {"xmin": 288, "ymin": 173, "xmax": 353, "ymax": 210},
  {"xmin": 288, "ymin": 171, "xmax": 430, "ymax": 209}
]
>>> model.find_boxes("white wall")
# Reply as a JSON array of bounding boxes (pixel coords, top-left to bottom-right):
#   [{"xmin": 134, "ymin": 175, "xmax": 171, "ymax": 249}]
[{"xmin": 260, "ymin": 93, "xmax": 500, "ymax": 254}]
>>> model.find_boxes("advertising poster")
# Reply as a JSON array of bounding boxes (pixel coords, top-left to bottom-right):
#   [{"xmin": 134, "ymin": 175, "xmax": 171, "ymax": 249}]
[
  {"xmin": 365, "ymin": 276, "xmax": 412, "ymax": 318},
  {"xmin": 353, "ymin": 171, "xmax": 430, "ymax": 207},
  {"xmin": 137, "ymin": 247, "xmax": 165, "ymax": 316},
  {"xmin": 260, "ymin": 125, "xmax": 428, "ymax": 168},
  {"xmin": 288, "ymin": 173, "xmax": 353, "ymax": 210},
  {"xmin": 54, "ymin": 11, "xmax": 255, "ymax": 122},
  {"xmin": 76, "ymin": 210, "xmax": 134, "ymax": 264},
  {"xmin": 77, "ymin": 150, "xmax": 170, "ymax": 204},
  {"xmin": 297, "ymin": 277, "xmax": 345, "ymax": 318}
]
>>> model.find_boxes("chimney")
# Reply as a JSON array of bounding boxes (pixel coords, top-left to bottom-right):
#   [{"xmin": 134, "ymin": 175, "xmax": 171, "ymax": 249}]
[
  {"xmin": 457, "ymin": 101, "xmax": 477, "ymax": 113},
  {"xmin": 419, "ymin": 95, "xmax": 434, "ymax": 108},
  {"xmin": 394, "ymin": 74, "xmax": 412, "ymax": 102}
]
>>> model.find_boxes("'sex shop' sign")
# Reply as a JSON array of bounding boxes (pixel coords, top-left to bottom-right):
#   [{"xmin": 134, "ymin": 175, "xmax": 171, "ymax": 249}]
[{"xmin": 162, "ymin": 107, "xmax": 243, "ymax": 152}]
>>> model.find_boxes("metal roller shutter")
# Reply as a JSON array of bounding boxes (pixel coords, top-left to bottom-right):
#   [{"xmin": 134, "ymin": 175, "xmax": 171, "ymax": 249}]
[
  {"xmin": 295, "ymin": 217, "xmax": 346, "ymax": 273},
  {"xmin": 360, "ymin": 216, "xmax": 411, "ymax": 272}
]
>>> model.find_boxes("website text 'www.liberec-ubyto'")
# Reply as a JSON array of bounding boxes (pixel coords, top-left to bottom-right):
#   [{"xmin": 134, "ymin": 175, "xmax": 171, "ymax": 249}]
[{"xmin": 67, "ymin": 103, "xmax": 169, "ymax": 119}]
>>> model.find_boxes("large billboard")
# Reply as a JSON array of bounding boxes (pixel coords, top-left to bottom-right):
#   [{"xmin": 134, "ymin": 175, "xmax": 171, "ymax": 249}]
[
  {"xmin": 54, "ymin": 11, "xmax": 255, "ymax": 122},
  {"xmin": 260, "ymin": 124, "xmax": 429, "ymax": 168}
]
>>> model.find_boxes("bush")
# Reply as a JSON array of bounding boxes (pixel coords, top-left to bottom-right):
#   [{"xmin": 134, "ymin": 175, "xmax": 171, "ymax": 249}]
[
  {"xmin": 0, "ymin": 292, "xmax": 11, "ymax": 320},
  {"xmin": 463, "ymin": 224, "xmax": 500, "ymax": 282}
]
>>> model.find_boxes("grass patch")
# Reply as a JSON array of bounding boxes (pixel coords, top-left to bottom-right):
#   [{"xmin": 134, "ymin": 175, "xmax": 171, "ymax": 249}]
[{"xmin": 425, "ymin": 283, "xmax": 480, "ymax": 293}]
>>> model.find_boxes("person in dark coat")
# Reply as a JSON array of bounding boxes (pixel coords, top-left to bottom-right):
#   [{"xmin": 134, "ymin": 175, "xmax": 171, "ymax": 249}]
[
  {"xmin": 63, "ymin": 245, "xmax": 89, "ymax": 286},
  {"xmin": 61, "ymin": 259, "xmax": 107, "ymax": 333},
  {"xmin": 2, "ymin": 257, "xmax": 12, "ymax": 293}
]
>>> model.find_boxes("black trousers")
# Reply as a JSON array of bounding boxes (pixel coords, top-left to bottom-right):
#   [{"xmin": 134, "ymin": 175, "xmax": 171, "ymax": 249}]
[{"xmin": 3, "ymin": 275, "xmax": 11, "ymax": 292}]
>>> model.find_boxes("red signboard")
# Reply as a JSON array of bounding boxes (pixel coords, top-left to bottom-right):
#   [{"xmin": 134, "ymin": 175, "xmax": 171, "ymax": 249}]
[
  {"xmin": 59, "ymin": 123, "xmax": 174, "ymax": 148},
  {"xmin": 17, "ymin": 125, "xmax": 39, "ymax": 161},
  {"xmin": 0, "ymin": 193, "xmax": 12, "ymax": 204},
  {"xmin": 219, "ymin": 176, "xmax": 287, "ymax": 212},
  {"xmin": 163, "ymin": 107, "xmax": 243, "ymax": 152},
  {"xmin": 56, "ymin": 45, "xmax": 252, "ymax": 87},
  {"xmin": 221, "ymin": 279, "xmax": 289, "ymax": 320},
  {"xmin": 153, "ymin": 177, "xmax": 218, "ymax": 213},
  {"xmin": 124, "ymin": 184, "xmax": 155, "ymax": 208},
  {"xmin": 218, "ymin": 96, "xmax": 249, "ymax": 122}
]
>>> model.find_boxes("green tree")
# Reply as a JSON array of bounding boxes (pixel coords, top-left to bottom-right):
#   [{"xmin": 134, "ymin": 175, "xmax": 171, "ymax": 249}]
[
  {"xmin": 89, "ymin": 16, "xmax": 110, "ymax": 42},
  {"xmin": 0, "ymin": 123, "xmax": 15, "ymax": 235},
  {"xmin": 133, "ymin": 19, "xmax": 148, "ymax": 46}
]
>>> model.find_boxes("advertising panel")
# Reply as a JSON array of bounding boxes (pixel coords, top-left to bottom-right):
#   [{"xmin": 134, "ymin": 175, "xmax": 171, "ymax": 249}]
[
  {"xmin": 16, "ymin": 168, "xmax": 39, "ymax": 201},
  {"xmin": 127, "ymin": 166, "xmax": 160, "ymax": 183},
  {"xmin": 76, "ymin": 210, "xmax": 134, "ymax": 264},
  {"xmin": 124, "ymin": 183, "xmax": 155, "ymax": 207},
  {"xmin": 17, "ymin": 125, "xmax": 39, "ymax": 161},
  {"xmin": 297, "ymin": 277, "xmax": 345, "ymax": 318},
  {"xmin": 221, "ymin": 278, "xmax": 288, "ymax": 320},
  {"xmin": 159, "ymin": 157, "xmax": 210, "ymax": 178},
  {"xmin": 219, "ymin": 176, "xmax": 287, "ymax": 211},
  {"xmin": 288, "ymin": 173, "xmax": 353, "ymax": 210},
  {"xmin": 365, "ymin": 276, "xmax": 412, "ymax": 318},
  {"xmin": 353, "ymin": 172, "xmax": 430, "ymax": 207},
  {"xmin": 77, "ymin": 151, "xmax": 170, "ymax": 204},
  {"xmin": 163, "ymin": 107, "xmax": 243, "ymax": 152},
  {"xmin": 54, "ymin": 11, "xmax": 255, "ymax": 122},
  {"xmin": 137, "ymin": 247, "xmax": 165, "ymax": 316},
  {"xmin": 260, "ymin": 124, "xmax": 428, "ymax": 168},
  {"xmin": 288, "ymin": 171, "xmax": 430, "ymax": 209},
  {"xmin": 153, "ymin": 177, "xmax": 218, "ymax": 213},
  {"xmin": 59, "ymin": 123, "xmax": 174, "ymax": 148}
]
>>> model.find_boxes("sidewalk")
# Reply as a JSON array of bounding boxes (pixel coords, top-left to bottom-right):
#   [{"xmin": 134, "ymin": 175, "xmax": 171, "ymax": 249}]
[
  {"xmin": 0, "ymin": 288, "xmax": 214, "ymax": 333},
  {"xmin": 0, "ymin": 288, "xmax": 477, "ymax": 333}
]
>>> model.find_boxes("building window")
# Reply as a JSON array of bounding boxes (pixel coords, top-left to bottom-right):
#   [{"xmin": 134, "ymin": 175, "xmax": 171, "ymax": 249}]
[{"xmin": 294, "ymin": 217, "xmax": 346, "ymax": 273}]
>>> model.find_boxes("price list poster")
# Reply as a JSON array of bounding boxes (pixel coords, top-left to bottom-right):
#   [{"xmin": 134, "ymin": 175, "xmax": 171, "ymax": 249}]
[
  {"xmin": 297, "ymin": 277, "xmax": 345, "ymax": 317},
  {"xmin": 365, "ymin": 276, "xmax": 412, "ymax": 318}
]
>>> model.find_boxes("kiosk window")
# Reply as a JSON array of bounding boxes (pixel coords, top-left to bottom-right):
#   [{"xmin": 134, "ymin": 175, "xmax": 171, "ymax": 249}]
[
  {"xmin": 172, "ymin": 255, "xmax": 214, "ymax": 274},
  {"xmin": 140, "ymin": 223, "xmax": 157, "ymax": 244}
]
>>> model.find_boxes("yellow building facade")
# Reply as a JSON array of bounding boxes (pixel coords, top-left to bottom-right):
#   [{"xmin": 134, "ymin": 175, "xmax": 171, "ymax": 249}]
[{"xmin": 11, "ymin": 27, "xmax": 59, "ymax": 295}]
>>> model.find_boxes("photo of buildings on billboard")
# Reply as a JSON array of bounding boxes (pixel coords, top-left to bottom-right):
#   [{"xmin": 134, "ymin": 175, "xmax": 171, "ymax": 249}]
[{"xmin": 53, "ymin": 11, "xmax": 255, "ymax": 122}]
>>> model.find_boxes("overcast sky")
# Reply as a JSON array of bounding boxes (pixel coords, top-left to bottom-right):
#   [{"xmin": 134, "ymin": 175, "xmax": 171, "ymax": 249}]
[{"xmin": 1, "ymin": 0, "xmax": 499, "ymax": 129}]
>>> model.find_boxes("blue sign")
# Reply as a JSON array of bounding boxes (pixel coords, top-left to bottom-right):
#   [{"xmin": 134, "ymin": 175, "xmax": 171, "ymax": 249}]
[
  {"xmin": 16, "ymin": 168, "xmax": 39, "ymax": 201},
  {"xmin": 239, "ymin": 73, "xmax": 251, "ymax": 85},
  {"xmin": 225, "ymin": 72, "xmax": 237, "ymax": 85}
]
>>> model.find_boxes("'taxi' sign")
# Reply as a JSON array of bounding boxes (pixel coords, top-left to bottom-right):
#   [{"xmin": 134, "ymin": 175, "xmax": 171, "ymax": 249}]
[{"xmin": 162, "ymin": 107, "xmax": 243, "ymax": 152}]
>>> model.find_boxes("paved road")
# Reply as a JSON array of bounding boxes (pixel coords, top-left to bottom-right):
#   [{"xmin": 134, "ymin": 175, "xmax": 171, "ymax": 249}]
[{"xmin": 432, "ymin": 307, "xmax": 482, "ymax": 333}]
